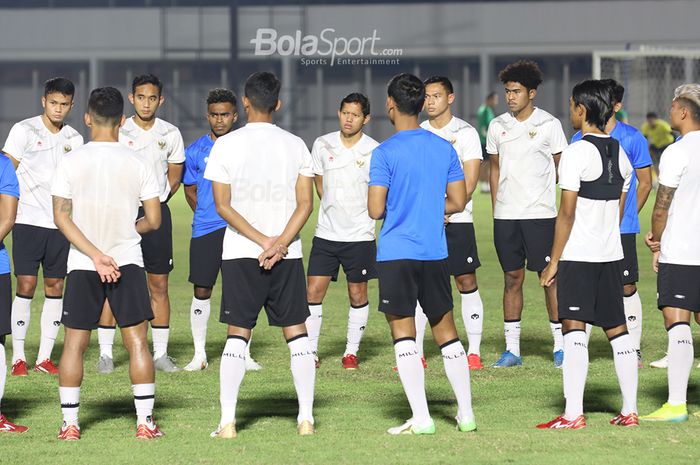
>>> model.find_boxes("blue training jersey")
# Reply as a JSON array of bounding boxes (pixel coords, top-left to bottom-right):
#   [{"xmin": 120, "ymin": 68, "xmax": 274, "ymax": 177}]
[
  {"xmin": 183, "ymin": 134, "xmax": 228, "ymax": 238},
  {"xmin": 0, "ymin": 155, "xmax": 19, "ymax": 274},
  {"xmin": 571, "ymin": 121, "xmax": 652, "ymax": 234},
  {"xmin": 369, "ymin": 128, "xmax": 464, "ymax": 262}
]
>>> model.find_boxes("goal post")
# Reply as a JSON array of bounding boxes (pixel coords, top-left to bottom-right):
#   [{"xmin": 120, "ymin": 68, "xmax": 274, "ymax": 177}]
[{"xmin": 592, "ymin": 49, "xmax": 700, "ymax": 126}]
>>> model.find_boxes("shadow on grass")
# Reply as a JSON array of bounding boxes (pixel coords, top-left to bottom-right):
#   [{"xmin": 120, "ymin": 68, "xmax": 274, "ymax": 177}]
[
  {"xmin": 322, "ymin": 332, "xmax": 385, "ymax": 364},
  {"xmin": 0, "ymin": 394, "xmax": 42, "ymax": 419},
  {"xmin": 235, "ymin": 395, "xmax": 328, "ymax": 431}
]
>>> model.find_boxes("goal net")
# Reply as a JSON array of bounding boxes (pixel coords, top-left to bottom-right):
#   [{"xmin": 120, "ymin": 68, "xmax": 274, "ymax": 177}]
[{"xmin": 592, "ymin": 49, "xmax": 700, "ymax": 126}]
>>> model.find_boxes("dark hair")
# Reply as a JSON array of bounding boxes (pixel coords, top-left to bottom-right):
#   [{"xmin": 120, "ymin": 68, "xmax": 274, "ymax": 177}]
[
  {"xmin": 423, "ymin": 76, "xmax": 454, "ymax": 95},
  {"xmin": 44, "ymin": 77, "xmax": 75, "ymax": 97},
  {"xmin": 387, "ymin": 73, "xmax": 425, "ymax": 116},
  {"xmin": 339, "ymin": 92, "xmax": 370, "ymax": 116},
  {"xmin": 600, "ymin": 78, "xmax": 624, "ymax": 104},
  {"xmin": 132, "ymin": 74, "xmax": 163, "ymax": 95},
  {"xmin": 571, "ymin": 80, "xmax": 614, "ymax": 132},
  {"xmin": 499, "ymin": 60, "xmax": 544, "ymax": 91},
  {"xmin": 88, "ymin": 87, "xmax": 124, "ymax": 126},
  {"xmin": 677, "ymin": 97, "xmax": 700, "ymax": 123},
  {"xmin": 646, "ymin": 112, "xmax": 658, "ymax": 119},
  {"xmin": 244, "ymin": 72, "xmax": 281, "ymax": 113},
  {"xmin": 207, "ymin": 88, "xmax": 237, "ymax": 107},
  {"xmin": 486, "ymin": 91, "xmax": 498, "ymax": 100}
]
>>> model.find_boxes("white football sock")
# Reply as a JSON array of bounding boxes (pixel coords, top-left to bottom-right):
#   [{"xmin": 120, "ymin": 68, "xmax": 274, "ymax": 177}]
[
  {"xmin": 623, "ymin": 291, "xmax": 643, "ymax": 356},
  {"xmin": 345, "ymin": 303, "xmax": 369, "ymax": 356},
  {"xmin": 667, "ymin": 323, "xmax": 694, "ymax": 405},
  {"xmin": 152, "ymin": 327, "xmax": 169, "ymax": 359},
  {"xmin": 245, "ymin": 333, "xmax": 253, "ymax": 358},
  {"xmin": 414, "ymin": 303, "xmax": 428, "ymax": 358},
  {"xmin": 550, "ymin": 320, "xmax": 563, "ymax": 353},
  {"xmin": 461, "ymin": 289, "xmax": 483, "ymax": 356},
  {"xmin": 440, "ymin": 339, "xmax": 474, "ymax": 422},
  {"xmin": 394, "ymin": 338, "xmax": 431, "ymax": 426},
  {"xmin": 288, "ymin": 335, "xmax": 316, "ymax": 424},
  {"xmin": 133, "ymin": 383, "xmax": 156, "ymax": 425},
  {"xmin": 219, "ymin": 337, "xmax": 247, "ymax": 425},
  {"xmin": 504, "ymin": 320, "xmax": 521, "ymax": 357},
  {"xmin": 190, "ymin": 296, "xmax": 211, "ymax": 356},
  {"xmin": 305, "ymin": 304, "xmax": 323, "ymax": 355},
  {"xmin": 0, "ymin": 343, "xmax": 6, "ymax": 407},
  {"xmin": 36, "ymin": 296, "xmax": 62, "ymax": 363},
  {"xmin": 97, "ymin": 326, "xmax": 116, "ymax": 359},
  {"xmin": 563, "ymin": 330, "xmax": 588, "ymax": 420},
  {"xmin": 10, "ymin": 296, "xmax": 31, "ymax": 363},
  {"xmin": 585, "ymin": 323, "xmax": 593, "ymax": 344},
  {"xmin": 59, "ymin": 386, "xmax": 80, "ymax": 426},
  {"xmin": 610, "ymin": 332, "xmax": 638, "ymax": 415}
]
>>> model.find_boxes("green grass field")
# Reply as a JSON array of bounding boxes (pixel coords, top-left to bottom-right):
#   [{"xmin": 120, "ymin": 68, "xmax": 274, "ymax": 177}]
[{"xmin": 1, "ymin": 189, "xmax": 698, "ymax": 465}]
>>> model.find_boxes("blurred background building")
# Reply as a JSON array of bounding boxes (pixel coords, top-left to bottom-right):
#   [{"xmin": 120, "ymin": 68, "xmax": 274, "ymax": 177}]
[{"xmin": 0, "ymin": 0, "xmax": 698, "ymax": 144}]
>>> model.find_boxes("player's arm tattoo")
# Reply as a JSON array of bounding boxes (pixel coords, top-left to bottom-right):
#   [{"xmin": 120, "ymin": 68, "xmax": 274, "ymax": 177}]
[
  {"xmin": 53, "ymin": 196, "xmax": 73, "ymax": 216},
  {"xmin": 653, "ymin": 185, "xmax": 676, "ymax": 211}
]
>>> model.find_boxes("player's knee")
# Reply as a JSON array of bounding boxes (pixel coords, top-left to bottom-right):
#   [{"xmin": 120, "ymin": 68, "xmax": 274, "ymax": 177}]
[
  {"xmin": 194, "ymin": 286, "xmax": 213, "ymax": 300},
  {"xmin": 623, "ymin": 284, "xmax": 637, "ymax": 297},
  {"xmin": 455, "ymin": 273, "xmax": 477, "ymax": 293},
  {"xmin": 148, "ymin": 276, "xmax": 169, "ymax": 298},
  {"xmin": 347, "ymin": 286, "xmax": 367, "ymax": 307},
  {"xmin": 504, "ymin": 270, "xmax": 524, "ymax": 290},
  {"xmin": 306, "ymin": 287, "xmax": 325, "ymax": 305},
  {"xmin": 16, "ymin": 277, "xmax": 38, "ymax": 298},
  {"xmin": 44, "ymin": 278, "xmax": 64, "ymax": 297}
]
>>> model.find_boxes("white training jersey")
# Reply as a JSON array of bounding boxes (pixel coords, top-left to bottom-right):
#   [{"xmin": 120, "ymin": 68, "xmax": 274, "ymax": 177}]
[
  {"xmin": 486, "ymin": 107, "xmax": 568, "ymax": 220},
  {"xmin": 204, "ymin": 122, "xmax": 314, "ymax": 260},
  {"xmin": 119, "ymin": 117, "xmax": 185, "ymax": 202},
  {"xmin": 558, "ymin": 134, "xmax": 633, "ymax": 263},
  {"xmin": 2, "ymin": 115, "xmax": 83, "ymax": 229},
  {"xmin": 421, "ymin": 116, "xmax": 482, "ymax": 223},
  {"xmin": 311, "ymin": 131, "xmax": 378, "ymax": 242},
  {"xmin": 658, "ymin": 130, "xmax": 700, "ymax": 266},
  {"xmin": 51, "ymin": 142, "xmax": 160, "ymax": 272}
]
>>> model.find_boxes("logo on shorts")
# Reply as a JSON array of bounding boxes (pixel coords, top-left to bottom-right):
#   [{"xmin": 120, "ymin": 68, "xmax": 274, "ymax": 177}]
[
  {"xmin": 158, "ymin": 140, "xmax": 167, "ymax": 150},
  {"xmin": 568, "ymin": 306, "xmax": 580, "ymax": 311},
  {"xmin": 674, "ymin": 294, "xmax": 686, "ymax": 299},
  {"xmin": 470, "ymin": 314, "xmax": 479, "ymax": 320},
  {"xmin": 545, "ymin": 256, "xmax": 551, "ymax": 263},
  {"xmin": 623, "ymin": 270, "xmax": 630, "ymax": 277},
  {"xmin": 382, "ymin": 299, "xmax": 390, "ymax": 304},
  {"xmin": 194, "ymin": 309, "xmax": 202, "ymax": 315},
  {"xmin": 16, "ymin": 320, "xmax": 25, "ymax": 327},
  {"xmin": 361, "ymin": 269, "xmax": 367, "ymax": 275},
  {"xmin": 224, "ymin": 310, "xmax": 230, "ymax": 315},
  {"xmin": 169, "ymin": 259, "xmax": 173, "ymax": 265},
  {"xmin": 467, "ymin": 257, "xmax": 473, "ymax": 264},
  {"xmin": 528, "ymin": 130, "xmax": 537, "ymax": 139},
  {"xmin": 63, "ymin": 145, "xmax": 72, "ymax": 153}
]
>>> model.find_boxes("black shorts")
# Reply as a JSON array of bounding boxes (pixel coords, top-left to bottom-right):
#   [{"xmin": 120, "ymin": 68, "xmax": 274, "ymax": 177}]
[
  {"xmin": 481, "ymin": 144, "xmax": 490, "ymax": 161},
  {"xmin": 219, "ymin": 258, "xmax": 309, "ymax": 329},
  {"xmin": 62, "ymin": 265, "xmax": 153, "ymax": 330},
  {"xmin": 307, "ymin": 237, "xmax": 377, "ymax": 283},
  {"xmin": 557, "ymin": 260, "xmax": 625, "ymax": 328},
  {"xmin": 620, "ymin": 233, "xmax": 639, "ymax": 285},
  {"xmin": 445, "ymin": 223, "xmax": 481, "ymax": 276},
  {"xmin": 188, "ymin": 227, "xmax": 225, "ymax": 288},
  {"xmin": 377, "ymin": 259, "xmax": 453, "ymax": 320},
  {"xmin": 138, "ymin": 203, "xmax": 173, "ymax": 274},
  {"xmin": 0, "ymin": 273, "xmax": 12, "ymax": 336},
  {"xmin": 494, "ymin": 218, "xmax": 555, "ymax": 273},
  {"xmin": 657, "ymin": 263, "xmax": 700, "ymax": 313},
  {"xmin": 12, "ymin": 224, "xmax": 69, "ymax": 278}
]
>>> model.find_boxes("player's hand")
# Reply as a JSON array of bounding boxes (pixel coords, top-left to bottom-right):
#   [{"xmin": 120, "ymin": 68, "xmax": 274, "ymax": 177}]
[
  {"xmin": 444, "ymin": 215, "xmax": 450, "ymax": 225},
  {"xmin": 644, "ymin": 231, "xmax": 660, "ymax": 253},
  {"xmin": 258, "ymin": 243, "xmax": 288, "ymax": 270},
  {"xmin": 261, "ymin": 235, "xmax": 279, "ymax": 252},
  {"xmin": 652, "ymin": 251, "xmax": 660, "ymax": 273},
  {"xmin": 540, "ymin": 263, "xmax": 557, "ymax": 287},
  {"xmin": 93, "ymin": 254, "xmax": 121, "ymax": 283}
]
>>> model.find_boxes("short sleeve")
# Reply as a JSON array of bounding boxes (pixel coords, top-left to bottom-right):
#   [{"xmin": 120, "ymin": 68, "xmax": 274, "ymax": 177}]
[
  {"xmin": 557, "ymin": 146, "xmax": 582, "ymax": 192},
  {"xmin": 182, "ymin": 143, "xmax": 198, "ymax": 186},
  {"xmin": 457, "ymin": 127, "xmax": 483, "ymax": 162},
  {"xmin": 298, "ymin": 140, "xmax": 314, "ymax": 178},
  {"xmin": 447, "ymin": 147, "xmax": 465, "ymax": 183},
  {"xmin": 629, "ymin": 131, "xmax": 653, "ymax": 169},
  {"xmin": 2, "ymin": 123, "xmax": 28, "ymax": 162},
  {"xmin": 203, "ymin": 139, "xmax": 231, "ymax": 184},
  {"xmin": 140, "ymin": 160, "xmax": 161, "ymax": 201},
  {"xmin": 167, "ymin": 130, "xmax": 186, "ymax": 164},
  {"xmin": 549, "ymin": 118, "xmax": 569, "ymax": 155},
  {"xmin": 310, "ymin": 138, "xmax": 324, "ymax": 176},
  {"xmin": 51, "ymin": 159, "xmax": 72, "ymax": 199},
  {"xmin": 369, "ymin": 146, "xmax": 390, "ymax": 188},
  {"xmin": 485, "ymin": 120, "xmax": 499, "ymax": 155},
  {"xmin": 658, "ymin": 145, "xmax": 685, "ymax": 189},
  {"xmin": 619, "ymin": 146, "xmax": 634, "ymax": 193},
  {"xmin": 0, "ymin": 157, "xmax": 19, "ymax": 198}
]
